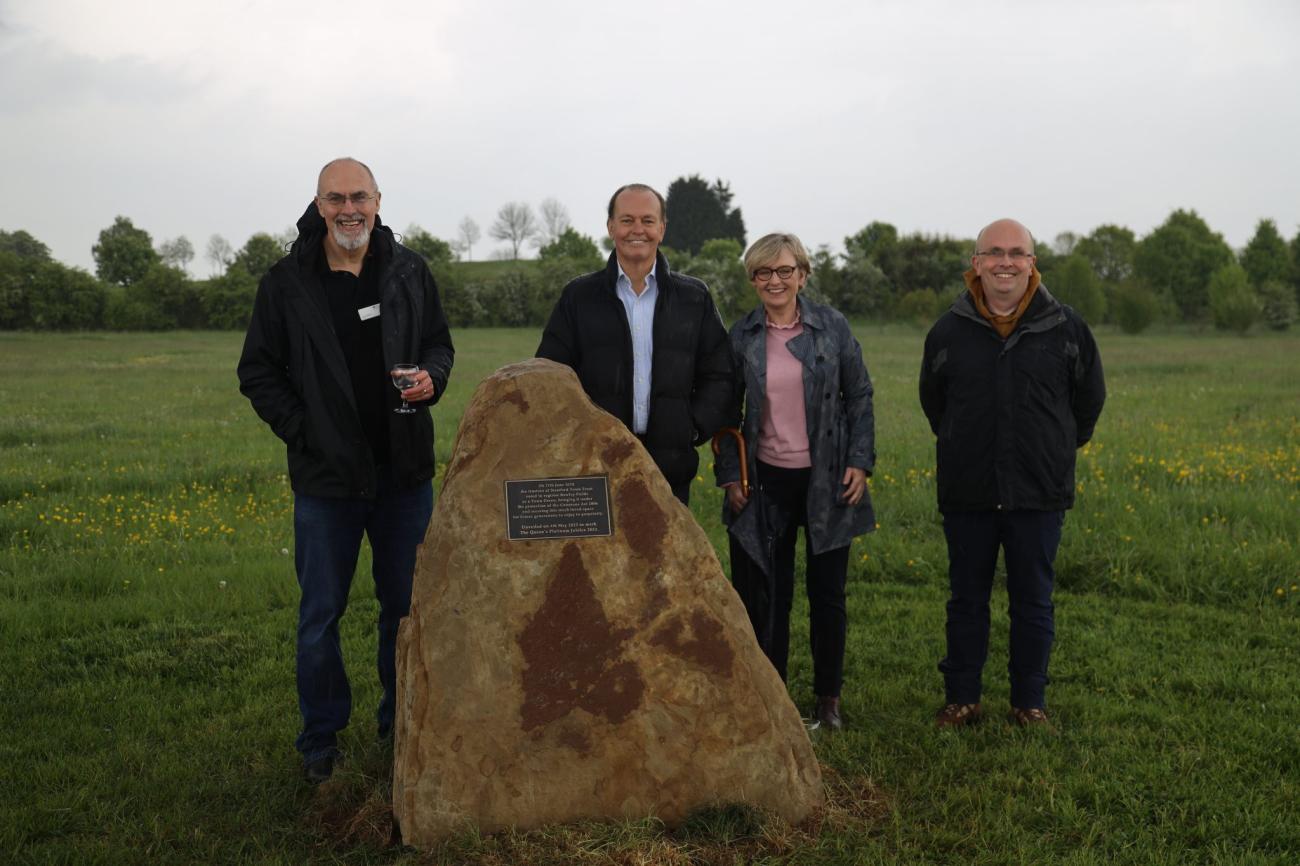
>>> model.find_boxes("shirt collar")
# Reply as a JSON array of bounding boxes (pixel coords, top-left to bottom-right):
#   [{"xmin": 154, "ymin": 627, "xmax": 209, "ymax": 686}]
[
  {"xmin": 765, "ymin": 309, "xmax": 802, "ymax": 330},
  {"xmin": 616, "ymin": 258, "xmax": 658, "ymax": 294}
]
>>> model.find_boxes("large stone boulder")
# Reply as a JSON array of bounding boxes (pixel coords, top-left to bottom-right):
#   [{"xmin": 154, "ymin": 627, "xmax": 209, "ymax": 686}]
[{"xmin": 393, "ymin": 358, "xmax": 822, "ymax": 847}]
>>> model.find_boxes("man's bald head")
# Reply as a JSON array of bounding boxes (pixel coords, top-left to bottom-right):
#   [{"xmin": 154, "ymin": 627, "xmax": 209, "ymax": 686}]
[
  {"xmin": 975, "ymin": 219, "xmax": 1035, "ymax": 255},
  {"xmin": 317, "ymin": 157, "xmax": 378, "ymax": 195}
]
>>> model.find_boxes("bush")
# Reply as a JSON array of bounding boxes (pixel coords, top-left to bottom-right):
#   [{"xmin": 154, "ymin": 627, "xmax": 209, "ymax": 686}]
[
  {"xmin": 1112, "ymin": 280, "xmax": 1158, "ymax": 334},
  {"xmin": 1207, "ymin": 264, "xmax": 1259, "ymax": 334},
  {"xmin": 895, "ymin": 288, "xmax": 943, "ymax": 325},
  {"xmin": 26, "ymin": 262, "xmax": 107, "ymax": 329},
  {"xmin": 199, "ymin": 271, "xmax": 258, "ymax": 330},
  {"xmin": 1048, "ymin": 255, "xmax": 1107, "ymax": 323},
  {"xmin": 1257, "ymin": 280, "xmax": 1296, "ymax": 331}
]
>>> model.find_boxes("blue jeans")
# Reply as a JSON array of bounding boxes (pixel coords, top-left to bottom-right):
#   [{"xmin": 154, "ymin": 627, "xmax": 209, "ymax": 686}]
[
  {"xmin": 939, "ymin": 510, "xmax": 1063, "ymax": 710},
  {"xmin": 292, "ymin": 472, "xmax": 432, "ymax": 763}
]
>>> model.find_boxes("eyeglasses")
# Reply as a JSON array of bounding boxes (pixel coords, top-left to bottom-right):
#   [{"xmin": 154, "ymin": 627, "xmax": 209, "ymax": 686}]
[
  {"xmin": 975, "ymin": 248, "xmax": 1034, "ymax": 262},
  {"xmin": 752, "ymin": 265, "xmax": 798, "ymax": 281},
  {"xmin": 317, "ymin": 191, "xmax": 378, "ymax": 207}
]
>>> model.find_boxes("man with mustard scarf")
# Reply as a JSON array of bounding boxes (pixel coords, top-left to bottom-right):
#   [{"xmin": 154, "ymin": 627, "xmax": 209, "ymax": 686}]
[{"xmin": 920, "ymin": 219, "xmax": 1105, "ymax": 730}]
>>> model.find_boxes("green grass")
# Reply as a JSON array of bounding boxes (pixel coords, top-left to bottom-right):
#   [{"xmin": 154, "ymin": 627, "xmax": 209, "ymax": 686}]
[
  {"xmin": 2, "ymin": 326, "xmax": 1298, "ymax": 864},
  {"xmin": 450, "ymin": 260, "xmax": 542, "ymax": 282}
]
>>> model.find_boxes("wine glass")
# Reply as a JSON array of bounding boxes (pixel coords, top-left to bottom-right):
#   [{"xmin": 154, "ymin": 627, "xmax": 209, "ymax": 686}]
[{"xmin": 391, "ymin": 364, "xmax": 419, "ymax": 414}]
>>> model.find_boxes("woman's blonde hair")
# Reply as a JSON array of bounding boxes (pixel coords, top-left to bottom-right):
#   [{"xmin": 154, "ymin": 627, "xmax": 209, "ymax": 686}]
[{"xmin": 743, "ymin": 232, "xmax": 811, "ymax": 278}]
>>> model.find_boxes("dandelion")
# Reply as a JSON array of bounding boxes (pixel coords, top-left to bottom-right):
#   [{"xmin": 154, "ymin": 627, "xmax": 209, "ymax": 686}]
[
  {"xmin": 1276, "ymin": 588, "xmax": 1286, "ymax": 598},
  {"xmin": 280, "ymin": 547, "xmax": 290, "ymax": 555},
  {"xmin": 219, "ymin": 580, "xmax": 228, "ymax": 589}
]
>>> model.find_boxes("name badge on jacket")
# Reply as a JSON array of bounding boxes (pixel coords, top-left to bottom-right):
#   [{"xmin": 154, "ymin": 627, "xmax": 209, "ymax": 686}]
[{"xmin": 357, "ymin": 303, "xmax": 381, "ymax": 321}]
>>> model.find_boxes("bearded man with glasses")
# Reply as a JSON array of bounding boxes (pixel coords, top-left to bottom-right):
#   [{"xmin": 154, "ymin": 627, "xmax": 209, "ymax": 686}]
[
  {"xmin": 919, "ymin": 218, "xmax": 1105, "ymax": 732},
  {"xmin": 238, "ymin": 157, "xmax": 454, "ymax": 783}
]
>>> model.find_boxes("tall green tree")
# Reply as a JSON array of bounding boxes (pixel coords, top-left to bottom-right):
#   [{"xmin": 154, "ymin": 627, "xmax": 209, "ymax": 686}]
[
  {"xmin": 686, "ymin": 238, "xmax": 749, "ymax": 321},
  {"xmin": 0, "ymin": 229, "xmax": 53, "ymax": 262},
  {"xmin": 1239, "ymin": 218, "xmax": 1291, "ymax": 289},
  {"xmin": 401, "ymin": 225, "xmax": 454, "ymax": 267},
  {"xmin": 232, "ymin": 233, "xmax": 285, "ymax": 280},
  {"xmin": 1132, "ymin": 209, "xmax": 1233, "ymax": 321},
  {"xmin": 92, "ymin": 216, "xmax": 159, "ymax": 287},
  {"xmin": 537, "ymin": 227, "xmax": 601, "ymax": 267},
  {"xmin": 1075, "ymin": 224, "xmax": 1136, "ymax": 285},
  {"xmin": 661, "ymin": 175, "xmax": 745, "ymax": 255}
]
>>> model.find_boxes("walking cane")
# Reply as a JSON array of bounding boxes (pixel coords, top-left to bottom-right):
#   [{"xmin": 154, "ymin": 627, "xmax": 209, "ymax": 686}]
[{"xmin": 710, "ymin": 427, "xmax": 749, "ymax": 497}]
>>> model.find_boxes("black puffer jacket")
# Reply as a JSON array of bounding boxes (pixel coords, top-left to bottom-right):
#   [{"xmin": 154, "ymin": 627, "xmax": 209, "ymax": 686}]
[
  {"xmin": 237, "ymin": 203, "xmax": 454, "ymax": 499},
  {"xmin": 919, "ymin": 285, "xmax": 1104, "ymax": 512},
  {"xmin": 536, "ymin": 251, "xmax": 734, "ymax": 490}
]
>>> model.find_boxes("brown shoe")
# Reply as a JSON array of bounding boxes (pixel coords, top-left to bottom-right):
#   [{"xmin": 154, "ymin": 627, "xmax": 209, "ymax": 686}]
[
  {"xmin": 815, "ymin": 696, "xmax": 844, "ymax": 731},
  {"xmin": 934, "ymin": 702, "xmax": 982, "ymax": 729},
  {"xmin": 1009, "ymin": 706, "xmax": 1054, "ymax": 731}
]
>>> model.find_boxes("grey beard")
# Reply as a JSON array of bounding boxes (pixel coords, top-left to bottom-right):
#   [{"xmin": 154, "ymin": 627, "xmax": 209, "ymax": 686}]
[{"xmin": 331, "ymin": 223, "xmax": 369, "ymax": 250}]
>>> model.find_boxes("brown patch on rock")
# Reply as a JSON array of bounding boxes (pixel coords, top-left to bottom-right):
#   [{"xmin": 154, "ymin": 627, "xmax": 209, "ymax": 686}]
[
  {"xmin": 616, "ymin": 477, "xmax": 667, "ymax": 566},
  {"xmin": 647, "ymin": 610, "xmax": 736, "ymax": 676},
  {"xmin": 602, "ymin": 438, "xmax": 636, "ymax": 465},
  {"xmin": 499, "ymin": 386, "xmax": 529, "ymax": 414},
  {"xmin": 517, "ymin": 545, "xmax": 644, "ymax": 731}
]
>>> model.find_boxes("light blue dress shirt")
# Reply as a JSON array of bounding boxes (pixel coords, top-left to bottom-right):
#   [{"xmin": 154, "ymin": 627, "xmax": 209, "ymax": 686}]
[{"xmin": 615, "ymin": 261, "xmax": 658, "ymax": 435}]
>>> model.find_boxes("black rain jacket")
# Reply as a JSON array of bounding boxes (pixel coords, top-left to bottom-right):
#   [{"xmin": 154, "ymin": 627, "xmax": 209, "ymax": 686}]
[
  {"xmin": 535, "ymin": 251, "xmax": 735, "ymax": 491},
  {"xmin": 919, "ymin": 284, "xmax": 1105, "ymax": 512},
  {"xmin": 237, "ymin": 203, "xmax": 454, "ymax": 499}
]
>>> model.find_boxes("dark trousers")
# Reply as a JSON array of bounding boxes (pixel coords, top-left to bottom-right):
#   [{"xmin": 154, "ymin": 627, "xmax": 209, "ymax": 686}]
[
  {"xmin": 291, "ymin": 470, "xmax": 433, "ymax": 763},
  {"xmin": 729, "ymin": 462, "xmax": 849, "ymax": 698},
  {"xmin": 939, "ymin": 509, "xmax": 1064, "ymax": 709}
]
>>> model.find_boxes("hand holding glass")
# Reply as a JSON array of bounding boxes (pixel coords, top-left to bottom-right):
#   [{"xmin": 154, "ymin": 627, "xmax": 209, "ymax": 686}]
[{"xmin": 391, "ymin": 364, "xmax": 419, "ymax": 414}]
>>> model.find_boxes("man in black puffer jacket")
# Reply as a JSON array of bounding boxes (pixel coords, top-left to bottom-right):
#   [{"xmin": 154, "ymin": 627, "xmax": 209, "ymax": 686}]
[
  {"xmin": 238, "ymin": 158, "xmax": 454, "ymax": 782},
  {"xmin": 536, "ymin": 184, "xmax": 734, "ymax": 504},
  {"xmin": 920, "ymin": 218, "xmax": 1104, "ymax": 732}
]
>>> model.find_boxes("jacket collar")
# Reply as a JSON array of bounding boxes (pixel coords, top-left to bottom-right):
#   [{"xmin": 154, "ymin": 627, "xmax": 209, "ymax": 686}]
[
  {"xmin": 603, "ymin": 249, "xmax": 673, "ymax": 293},
  {"xmin": 290, "ymin": 200, "xmax": 396, "ymax": 271},
  {"xmin": 952, "ymin": 280, "xmax": 1063, "ymax": 332}
]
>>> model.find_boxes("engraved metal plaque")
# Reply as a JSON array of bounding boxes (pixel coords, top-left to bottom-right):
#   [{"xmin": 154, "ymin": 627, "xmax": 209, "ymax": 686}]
[{"xmin": 504, "ymin": 475, "xmax": 612, "ymax": 541}]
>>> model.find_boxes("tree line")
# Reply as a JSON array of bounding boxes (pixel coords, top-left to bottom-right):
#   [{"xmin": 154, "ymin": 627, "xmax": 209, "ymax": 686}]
[{"xmin": 2, "ymin": 178, "xmax": 1297, "ymax": 334}]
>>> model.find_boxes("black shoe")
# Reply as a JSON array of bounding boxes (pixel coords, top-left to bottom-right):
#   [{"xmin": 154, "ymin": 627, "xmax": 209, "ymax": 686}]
[
  {"xmin": 304, "ymin": 754, "xmax": 335, "ymax": 784},
  {"xmin": 815, "ymin": 696, "xmax": 844, "ymax": 731}
]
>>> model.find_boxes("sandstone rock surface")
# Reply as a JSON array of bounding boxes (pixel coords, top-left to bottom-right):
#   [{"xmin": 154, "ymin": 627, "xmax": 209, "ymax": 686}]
[{"xmin": 393, "ymin": 358, "xmax": 822, "ymax": 846}]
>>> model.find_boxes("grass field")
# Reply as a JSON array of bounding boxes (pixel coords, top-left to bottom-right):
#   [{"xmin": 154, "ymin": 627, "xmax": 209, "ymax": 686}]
[{"xmin": 2, "ymin": 326, "xmax": 1297, "ymax": 865}]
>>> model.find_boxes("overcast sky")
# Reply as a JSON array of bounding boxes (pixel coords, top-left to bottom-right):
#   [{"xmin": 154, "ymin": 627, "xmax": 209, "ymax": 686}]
[{"xmin": 3, "ymin": 0, "xmax": 1299, "ymax": 273}]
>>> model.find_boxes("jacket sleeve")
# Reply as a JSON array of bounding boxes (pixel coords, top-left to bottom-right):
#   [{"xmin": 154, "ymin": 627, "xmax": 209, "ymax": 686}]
[
  {"xmin": 417, "ymin": 266, "xmax": 454, "ymax": 404},
  {"xmin": 918, "ymin": 326, "xmax": 946, "ymax": 437},
  {"xmin": 689, "ymin": 290, "xmax": 738, "ymax": 445},
  {"xmin": 236, "ymin": 273, "xmax": 305, "ymax": 448},
  {"xmin": 839, "ymin": 320, "xmax": 875, "ymax": 474},
  {"xmin": 712, "ymin": 331, "xmax": 746, "ymax": 487},
  {"xmin": 535, "ymin": 286, "xmax": 580, "ymax": 368},
  {"xmin": 1071, "ymin": 317, "xmax": 1105, "ymax": 446}
]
